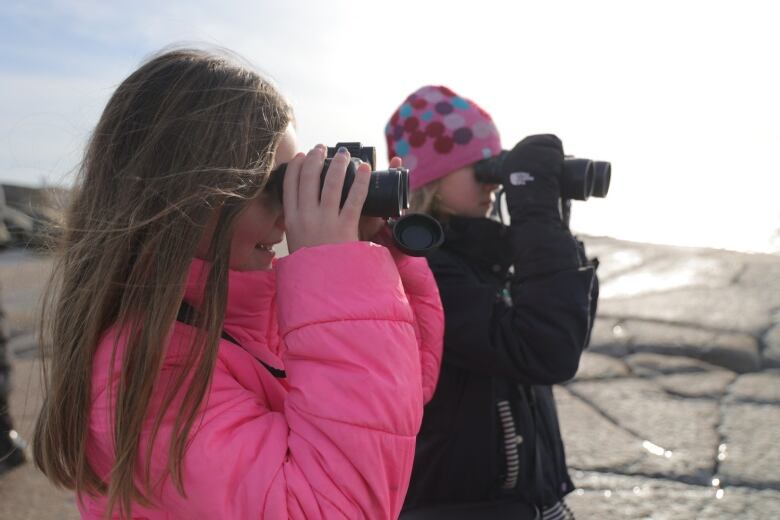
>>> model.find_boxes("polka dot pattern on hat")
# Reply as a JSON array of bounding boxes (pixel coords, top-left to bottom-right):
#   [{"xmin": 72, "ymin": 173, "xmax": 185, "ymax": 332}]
[
  {"xmin": 385, "ymin": 85, "xmax": 501, "ymax": 189},
  {"xmin": 443, "ymin": 113, "xmax": 466, "ymax": 129}
]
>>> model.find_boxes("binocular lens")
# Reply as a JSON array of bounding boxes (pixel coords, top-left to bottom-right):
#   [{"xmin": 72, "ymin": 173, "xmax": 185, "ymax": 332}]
[
  {"xmin": 561, "ymin": 159, "xmax": 595, "ymax": 201},
  {"xmin": 592, "ymin": 161, "xmax": 611, "ymax": 198},
  {"xmin": 399, "ymin": 168, "xmax": 410, "ymax": 210},
  {"xmin": 360, "ymin": 164, "xmax": 409, "ymax": 217},
  {"xmin": 560, "ymin": 158, "xmax": 612, "ymax": 201}
]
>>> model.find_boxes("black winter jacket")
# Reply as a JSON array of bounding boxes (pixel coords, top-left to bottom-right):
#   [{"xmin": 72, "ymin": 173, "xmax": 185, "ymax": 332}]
[{"xmin": 403, "ymin": 216, "xmax": 599, "ymax": 511}]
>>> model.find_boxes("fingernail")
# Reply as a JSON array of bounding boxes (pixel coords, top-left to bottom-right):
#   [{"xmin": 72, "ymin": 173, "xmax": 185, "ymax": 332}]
[{"xmin": 337, "ymin": 146, "xmax": 349, "ymax": 155}]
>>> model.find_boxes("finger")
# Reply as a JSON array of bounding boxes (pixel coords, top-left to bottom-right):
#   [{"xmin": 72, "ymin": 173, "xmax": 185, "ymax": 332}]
[
  {"xmin": 299, "ymin": 145, "xmax": 327, "ymax": 209},
  {"xmin": 320, "ymin": 147, "xmax": 350, "ymax": 211},
  {"xmin": 389, "ymin": 156, "xmax": 403, "ymax": 168},
  {"xmin": 340, "ymin": 161, "xmax": 370, "ymax": 221},
  {"xmin": 282, "ymin": 152, "xmax": 305, "ymax": 212}
]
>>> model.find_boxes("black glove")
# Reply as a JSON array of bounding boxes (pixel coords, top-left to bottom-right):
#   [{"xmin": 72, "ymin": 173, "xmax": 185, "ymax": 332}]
[
  {"xmin": 500, "ymin": 134, "xmax": 564, "ymax": 223},
  {"xmin": 501, "ymin": 135, "xmax": 582, "ymax": 279}
]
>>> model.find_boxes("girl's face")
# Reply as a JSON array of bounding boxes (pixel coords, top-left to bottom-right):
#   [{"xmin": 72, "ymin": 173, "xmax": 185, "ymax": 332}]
[
  {"xmin": 436, "ymin": 165, "xmax": 500, "ymax": 218},
  {"xmin": 196, "ymin": 125, "xmax": 298, "ymax": 271}
]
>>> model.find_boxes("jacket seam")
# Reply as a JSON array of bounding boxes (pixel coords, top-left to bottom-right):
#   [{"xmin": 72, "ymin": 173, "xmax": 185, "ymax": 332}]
[
  {"xmin": 281, "ymin": 316, "xmax": 415, "ymax": 339},
  {"xmin": 288, "ymin": 402, "xmax": 419, "ymax": 438}
]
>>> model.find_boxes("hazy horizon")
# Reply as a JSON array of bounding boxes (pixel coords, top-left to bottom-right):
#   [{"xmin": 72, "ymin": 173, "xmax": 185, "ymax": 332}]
[{"xmin": 2, "ymin": 0, "xmax": 778, "ymax": 254}]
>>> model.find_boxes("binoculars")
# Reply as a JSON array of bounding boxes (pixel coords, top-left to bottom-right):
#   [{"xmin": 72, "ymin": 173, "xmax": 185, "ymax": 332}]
[
  {"xmin": 475, "ymin": 151, "xmax": 612, "ymax": 201},
  {"xmin": 266, "ymin": 142, "xmax": 443, "ymax": 256},
  {"xmin": 266, "ymin": 142, "xmax": 410, "ymax": 218}
]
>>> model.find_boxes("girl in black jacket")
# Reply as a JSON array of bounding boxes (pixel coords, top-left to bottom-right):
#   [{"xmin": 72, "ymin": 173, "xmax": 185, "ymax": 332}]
[{"xmin": 385, "ymin": 85, "xmax": 599, "ymax": 520}]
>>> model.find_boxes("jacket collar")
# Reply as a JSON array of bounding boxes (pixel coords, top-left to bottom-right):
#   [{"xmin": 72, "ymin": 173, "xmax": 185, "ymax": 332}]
[
  {"xmin": 441, "ymin": 216, "xmax": 515, "ymax": 277},
  {"xmin": 183, "ymin": 258, "xmax": 282, "ymax": 367}
]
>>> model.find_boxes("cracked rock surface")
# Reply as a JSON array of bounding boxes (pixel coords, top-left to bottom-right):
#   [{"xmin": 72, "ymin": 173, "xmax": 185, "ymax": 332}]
[
  {"xmin": 559, "ymin": 237, "xmax": 780, "ymax": 518},
  {"xmin": 1, "ymin": 237, "xmax": 778, "ymax": 518}
]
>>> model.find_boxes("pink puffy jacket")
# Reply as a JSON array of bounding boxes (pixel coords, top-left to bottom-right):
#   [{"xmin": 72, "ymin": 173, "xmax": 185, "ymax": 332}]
[{"xmin": 78, "ymin": 242, "xmax": 443, "ymax": 519}]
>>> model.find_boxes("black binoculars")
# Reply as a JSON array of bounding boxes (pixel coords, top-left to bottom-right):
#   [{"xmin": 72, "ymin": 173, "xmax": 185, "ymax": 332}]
[
  {"xmin": 266, "ymin": 142, "xmax": 443, "ymax": 256},
  {"xmin": 475, "ymin": 152, "xmax": 611, "ymax": 201},
  {"xmin": 266, "ymin": 142, "xmax": 410, "ymax": 218}
]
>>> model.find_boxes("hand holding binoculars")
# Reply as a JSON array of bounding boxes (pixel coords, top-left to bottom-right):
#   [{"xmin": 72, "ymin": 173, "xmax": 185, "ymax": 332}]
[
  {"xmin": 265, "ymin": 142, "xmax": 443, "ymax": 256},
  {"xmin": 475, "ymin": 145, "xmax": 611, "ymax": 201}
]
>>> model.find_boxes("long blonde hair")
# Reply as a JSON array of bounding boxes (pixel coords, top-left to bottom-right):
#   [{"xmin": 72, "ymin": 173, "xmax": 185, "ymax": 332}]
[{"xmin": 33, "ymin": 47, "xmax": 292, "ymax": 517}]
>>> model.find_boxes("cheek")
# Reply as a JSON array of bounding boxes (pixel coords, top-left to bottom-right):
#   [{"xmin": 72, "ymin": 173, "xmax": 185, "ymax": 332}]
[
  {"xmin": 441, "ymin": 179, "xmax": 464, "ymax": 203},
  {"xmin": 231, "ymin": 223, "xmax": 257, "ymax": 248},
  {"xmin": 238, "ymin": 200, "xmax": 281, "ymax": 240},
  {"xmin": 230, "ymin": 207, "xmax": 261, "ymax": 247},
  {"xmin": 454, "ymin": 181, "xmax": 481, "ymax": 208},
  {"xmin": 195, "ymin": 211, "xmax": 219, "ymax": 260}
]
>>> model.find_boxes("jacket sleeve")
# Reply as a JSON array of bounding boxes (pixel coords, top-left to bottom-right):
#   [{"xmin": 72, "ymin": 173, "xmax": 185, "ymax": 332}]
[
  {"xmin": 163, "ymin": 243, "xmax": 424, "ymax": 519},
  {"xmin": 372, "ymin": 229, "xmax": 443, "ymax": 404},
  {"xmin": 430, "ymin": 241, "xmax": 597, "ymax": 385},
  {"xmin": 391, "ymin": 254, "xmax": 444, "ymax": 404}
]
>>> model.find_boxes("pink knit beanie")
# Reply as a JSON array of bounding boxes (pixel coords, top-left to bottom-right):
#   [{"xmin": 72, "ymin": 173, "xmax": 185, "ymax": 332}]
[{"xmin": 385, "ymin": 85, "xmax": 502, "ymax": 190}]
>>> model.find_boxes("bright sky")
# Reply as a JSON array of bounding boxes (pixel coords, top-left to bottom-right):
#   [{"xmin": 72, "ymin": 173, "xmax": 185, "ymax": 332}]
[{"xmin": 1, "ymin": 0, "xmax": 779, "ymax": 254}]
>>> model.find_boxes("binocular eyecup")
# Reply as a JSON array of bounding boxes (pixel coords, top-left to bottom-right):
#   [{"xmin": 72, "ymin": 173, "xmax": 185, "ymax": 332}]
[
  {"xmin": 265, "ymin": 142, "xmax": 442, "ymax": 257},
  {"xmin": 391, "ymin": 213, "xmax": 444, "ymax": 257}
]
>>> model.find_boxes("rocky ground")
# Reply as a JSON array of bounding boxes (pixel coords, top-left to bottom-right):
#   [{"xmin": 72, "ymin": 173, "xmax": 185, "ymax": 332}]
[
  {"xmin": 560, "ymin": 237, "xmax": 780, "ymax": 519},
  {"xmin": 0, "ymin": 236, "xmax": 778, "ymax": 519}
]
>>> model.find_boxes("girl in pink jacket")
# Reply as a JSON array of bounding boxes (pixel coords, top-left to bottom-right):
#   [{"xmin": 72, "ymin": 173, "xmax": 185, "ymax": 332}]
[{"xmin": 33, "ymin": 47, "xmax": 443, "ymax": 519}]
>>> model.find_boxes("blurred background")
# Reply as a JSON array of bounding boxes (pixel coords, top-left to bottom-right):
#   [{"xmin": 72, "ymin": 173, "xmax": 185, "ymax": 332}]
[
  {"xmin": 1, "ymin": 1, "xmax": 779, "ymax": 519},
  {"xmin": 1, "ymin": 0, "xmax": 779, "ymax": 253}
]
